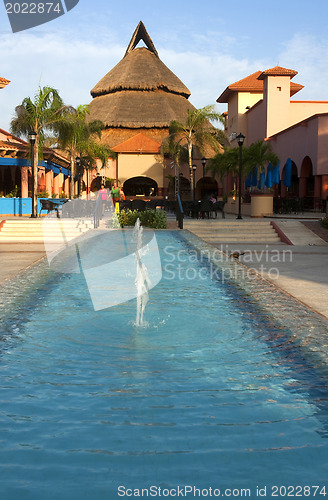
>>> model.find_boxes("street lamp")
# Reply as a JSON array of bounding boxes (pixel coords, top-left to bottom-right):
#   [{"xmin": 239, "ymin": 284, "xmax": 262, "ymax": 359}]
[
  {"xmin": 201, "ymin": 157, "xmax": 206, "ymax": 199},
  {"xmin": 236, "ymin": 133, "xmax": 245, "ymax": 220},
  {"xmin": 201, "ymin": 157, "xmax": 206, "ymax": 179},
  {"xmin": 192, "ymin": 164, "xmax": 197, "ymax": 201},
  {"xmin": 28, "ymin": 130, "xmax": 37, "ymax": 218},
  {"xmin": 75, "ymin": 156, "xmax": 81, "ymax": 197}
]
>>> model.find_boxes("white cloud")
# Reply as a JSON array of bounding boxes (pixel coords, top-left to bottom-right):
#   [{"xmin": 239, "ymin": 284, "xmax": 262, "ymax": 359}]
[
  {"xmin": 278, "ymin": 33, "xmax": 328, "ymax": 100},
  {"xmin": 160, "ymin": 48, "xmax": 265, "ymax": 112},
  {"xmin": 1, "ymin": 31, "xmax": 126, "ymax": 131},
  {"xmin": 2, "ymin": 28, "xmax": 328, "ymax": 135}
]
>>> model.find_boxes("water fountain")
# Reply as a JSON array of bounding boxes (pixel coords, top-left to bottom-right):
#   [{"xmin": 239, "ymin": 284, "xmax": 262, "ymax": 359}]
[{"xmin": 133, "ymin": 218, "xmax": 151, "ymax": 326}]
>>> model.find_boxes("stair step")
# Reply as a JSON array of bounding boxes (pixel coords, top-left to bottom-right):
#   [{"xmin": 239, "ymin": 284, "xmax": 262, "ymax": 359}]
[
  {"xmin": 0, "ymin": 219, "xmax": 93, "ymax": 242},
  {"xmin": 183, "ymin": 220, "xmax": 283, "ymax": 244}
]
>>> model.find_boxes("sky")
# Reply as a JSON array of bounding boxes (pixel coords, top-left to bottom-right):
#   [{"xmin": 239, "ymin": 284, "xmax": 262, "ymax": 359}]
[{"xmin": 1, "ymin": 0, "xmax": 328, "ymax": 133}]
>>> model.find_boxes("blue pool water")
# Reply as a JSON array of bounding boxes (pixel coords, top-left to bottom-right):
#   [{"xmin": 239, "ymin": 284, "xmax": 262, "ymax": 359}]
[{"xmin": 0, "ymin": 230, "xmax": 328, "ymax": 499}]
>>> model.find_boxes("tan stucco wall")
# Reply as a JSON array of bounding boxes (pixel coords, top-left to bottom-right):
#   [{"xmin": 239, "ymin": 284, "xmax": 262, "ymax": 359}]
[
  {"xmin": 246, "ymin": 101, "xmax": 266, "ymax": 145},
  {"xmin": 226, "ymin": 92, "xmax": 262, "ymax": 142},
  {"xmin": 264, "ymin": 76, "xmax": 291, "ymax": 137},
  {"xmin": 317, "ymin": 116, "xmax": 328, "ymax": 175},
  {"xmin": 290, "ymin": 101, "xmax": 328, "ymax": 126},
  {"xmin": 267, "ymin": 116, "xmax": 320, "ymax": 176},
  {"xmin": 118, "ymin": 153, "xmax": 163, "ymax": 186}
]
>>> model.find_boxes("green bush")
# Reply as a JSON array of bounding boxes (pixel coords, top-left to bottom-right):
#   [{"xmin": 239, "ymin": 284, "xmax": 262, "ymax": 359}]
[
  {"xmin": 321, "ymin": 216, "xmax": 328, "ymax": 229},
  {"xmin": 37, "ymin": 190, "xmax": 49, "ymax": 198},
  {"xmin": 110, "ymin": 209, "xmax": 167, "ymax": 229},
  {"xmin": 6, "ymin": 185, "xmax": 19, "ymax": 197}
]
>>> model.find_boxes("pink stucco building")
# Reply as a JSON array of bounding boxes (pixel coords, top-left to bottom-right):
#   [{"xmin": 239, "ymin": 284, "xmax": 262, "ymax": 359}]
[{"xmin": 217, "ymin": 66, "xmax": 328, "ymax": 208}]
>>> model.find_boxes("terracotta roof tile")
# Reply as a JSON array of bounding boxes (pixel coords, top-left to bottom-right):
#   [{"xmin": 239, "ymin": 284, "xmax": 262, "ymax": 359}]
[
  {"xmin": 259, "ymin": 66, "xmax": 297, "ymax": 80},
  {"xmin": 0, "ymin": 77, "xmax": 10, "ymax": 88},
  {"xmin": 217, "ymin": 67, "xmax": 303, "ymax": 103},
  {"xmin": 0, "ymin": 139, "xmax": 27, "ymax": 151},
  {"xmin": 258, "ymin": 66, "xmax": 298, "ymax": 79},
  {"xmin": 112, "ymin": 132, "xmax": 161, "ymax": 153}
]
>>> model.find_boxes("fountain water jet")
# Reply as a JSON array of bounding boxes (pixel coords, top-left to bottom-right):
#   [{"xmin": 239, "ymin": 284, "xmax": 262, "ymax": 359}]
[{"xmin": 134, "ymin": 218, "xmax": 151, "ymax": 326}]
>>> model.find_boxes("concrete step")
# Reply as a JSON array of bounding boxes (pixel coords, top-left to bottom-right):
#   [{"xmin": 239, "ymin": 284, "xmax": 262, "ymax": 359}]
[
  {"xmin": 0, "ymin": 219, "xmax": 93, "ymax": 242},
  {"xmin": 183, "ymin": 220, "xmax": 282, "ymax": 244},
  {"xmin": 193, "ymin": 227, "xmax": 278, "ymax": 235}
]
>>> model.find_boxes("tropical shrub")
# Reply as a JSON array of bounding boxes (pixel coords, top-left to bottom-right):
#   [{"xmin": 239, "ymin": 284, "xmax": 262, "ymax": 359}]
[
  {"xmin": 110, "ymin": 209, "xmax": 167, "ymax": 229},
  {"xmin": 5, "ymin": 185, "xmax": 19, "ymax": 197},
  {"xmin": 37, "ymin": 190, "xmax": 49, "ymax": 198}
]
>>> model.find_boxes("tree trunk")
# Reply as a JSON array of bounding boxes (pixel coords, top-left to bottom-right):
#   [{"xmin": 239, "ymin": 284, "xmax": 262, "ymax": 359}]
[
  {"xmin": 188, "ymin": 140, "xmax": 193, "ymax": 200},
  {"xmin": 32, "ymin": 136, "xmax": 39, "ymax": 217}
]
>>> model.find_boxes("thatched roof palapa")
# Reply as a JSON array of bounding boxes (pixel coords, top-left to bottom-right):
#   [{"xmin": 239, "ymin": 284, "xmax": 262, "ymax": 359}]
[{"xmin": 88, "ymin": 21, "xmax": 196, "ymax": 139}]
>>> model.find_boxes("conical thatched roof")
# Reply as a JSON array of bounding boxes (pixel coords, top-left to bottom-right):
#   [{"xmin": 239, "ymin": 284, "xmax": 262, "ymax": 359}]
[
  {"xmin": 88, "ymin": 90, "xmax": 195, "ymax": 129},
  {"xmin": 88, "ymin": 21, "xmax": 195, "ymax": 137},
  {"xmin": 90, "ymin": 47, "xmax": 191, "ymax": 98}
]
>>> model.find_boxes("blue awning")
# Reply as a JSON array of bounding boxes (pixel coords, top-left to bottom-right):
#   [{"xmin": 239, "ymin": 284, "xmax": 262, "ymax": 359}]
[
  {"xmin": 283, "ymin": 158, "xmax": 292, "ymax": 187},
  {"xmin": 265, "ymin": 163, "xmax": 273, "ymax": 188},
  {"xmin": 42, "ymin": 160, "xmax": 70, "ymax": 176},
  {"xmin": 0, "ymin": 157, "xmax": 70, "ymax": 176}
]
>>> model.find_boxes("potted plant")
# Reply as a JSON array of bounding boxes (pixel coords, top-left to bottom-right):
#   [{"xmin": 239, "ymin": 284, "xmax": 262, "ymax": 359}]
[{"xmin": 244, "ymin": 140, "xmax": 279, "ymax": 217}]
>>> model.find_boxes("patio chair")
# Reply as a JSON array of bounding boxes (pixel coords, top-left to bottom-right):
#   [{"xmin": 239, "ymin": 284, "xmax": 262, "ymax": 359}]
[
  {"xmin": 212, "ymin": 201, "xmax": 226, "ymax": 219},
  {"xmin": 198, "ymin": 200, "xmax": 213, "ymax": 219},
  {"xmin": 39, "ymin": 199, "xmax": 60, "ymax": 218}
]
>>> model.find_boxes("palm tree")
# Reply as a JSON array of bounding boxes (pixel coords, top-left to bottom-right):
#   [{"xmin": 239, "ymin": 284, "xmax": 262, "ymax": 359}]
[
  {"xmin": 161, "ymin": 134, "xmax": 188, "ymax": 199},
  {"xmin": 243, "ymin": 140, "xmax": 279, "ymax": 190},
  {"xmin": 208, "ymin": 146, "xmax": 248, "ymax": 196},
  {"xmin": 168, "ymin": 105, "xmax": 222, "ymax": 197},
  {"xmin": 11, "ymin": 85, "xmax": 66, "ymax": 216},
  {"xmin": 55, "ymin": 104, "xmax": 115, "ymax": 199}
]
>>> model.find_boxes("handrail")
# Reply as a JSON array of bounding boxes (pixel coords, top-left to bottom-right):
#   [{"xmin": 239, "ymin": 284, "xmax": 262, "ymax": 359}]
[{"xmin": 176, "ymin": 193, "xmax": 184, "ymax": 229}]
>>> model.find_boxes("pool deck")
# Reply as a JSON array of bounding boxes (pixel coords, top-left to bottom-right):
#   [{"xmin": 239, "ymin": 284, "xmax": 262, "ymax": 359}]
[{"xmin": 1, "ymin": 213, "xmax": 328, "ymax": 321}]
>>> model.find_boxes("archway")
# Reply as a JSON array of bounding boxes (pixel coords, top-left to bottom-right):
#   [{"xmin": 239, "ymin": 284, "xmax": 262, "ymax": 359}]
[
  {"xmin": 280, "ymin": 160, "xmax": 298, "ymax": 197},
  {"xmin": 300, "ymin": 156, "xmax": 314, "ymax": 198},
  {"xmin": 196, "ymin": 177, "xmax": 218, "ymax": 200},
  {"xmin": 123, "ymin": 176, "xmax": 158, "ymax": 196}
]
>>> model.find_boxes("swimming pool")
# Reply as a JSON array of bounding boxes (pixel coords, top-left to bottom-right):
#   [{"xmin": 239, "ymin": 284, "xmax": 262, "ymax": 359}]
[{"xmin": 0, "ymin": 230, "xmax": 328, "ymax": 499}]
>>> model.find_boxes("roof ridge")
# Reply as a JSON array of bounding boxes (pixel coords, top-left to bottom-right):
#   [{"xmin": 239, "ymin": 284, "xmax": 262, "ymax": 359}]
[
  {"xmin": 124, "ymin": 21, "xmax": 159, "ymax": 58},
  {"xmin": 258, "ymin": 66, "xmax": 298, "ymax": 80}
]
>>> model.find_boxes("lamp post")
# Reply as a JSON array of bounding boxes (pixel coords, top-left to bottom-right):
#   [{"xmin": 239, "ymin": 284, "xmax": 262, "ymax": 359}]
[
  {"xmin": 201, "ymin": 157, "xmax": 206, "ymax": 179},
  {"xmin": 201, "ymin": 157, "xmax": 206, "ymax": 199},
  {"xmin": 192, "ymin": 164, "xmax": 197, "ymax": 201},
  {"xmin": 75, "ymin": 156, "xmax": 81, "ymax": 197},
  {"xmin": 28, "ymin": 130, "xmax": 37, "ymax": 218},
  {"xmin": 236, "ymin": 133, "xmax": 245, "ymax": 220}
]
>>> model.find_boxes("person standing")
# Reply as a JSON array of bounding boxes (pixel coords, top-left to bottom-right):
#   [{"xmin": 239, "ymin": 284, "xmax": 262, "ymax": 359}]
[
  {"xmin": 111, "ymin": 182, "xmax": 120, "ymax": 203},
  {"xmin": 98, "ymin": 184, "xmax": 108, "ymax": 215},
  {"xmin": 111, "ymin": 182, "xmax": 125, "ymax": 213}
]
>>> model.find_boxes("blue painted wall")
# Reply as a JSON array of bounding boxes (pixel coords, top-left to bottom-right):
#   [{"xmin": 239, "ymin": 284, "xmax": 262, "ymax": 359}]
[{"xmin": 0, "ymin": 198, "xmax": 59, "ymax": 216}]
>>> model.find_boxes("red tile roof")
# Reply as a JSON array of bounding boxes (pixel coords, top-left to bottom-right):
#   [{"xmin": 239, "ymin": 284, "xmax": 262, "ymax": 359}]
[
  {"xmin": 112, "ymin": 132, "xmax": 161, "ymax": 153},
  {"xmin": 258, "ymin": 66, "xmax": 298, "ymax": 79},
  {"xmin": 217, "ymin": 67, "xmax": 303, "ymax": 103},
  {"xmin": 0, "ymin": 77, "xmax": 10, "ymax": 88},
  {"xmin": 0, "ymin": 128, "xmax": 27, "ymax": 144}
]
